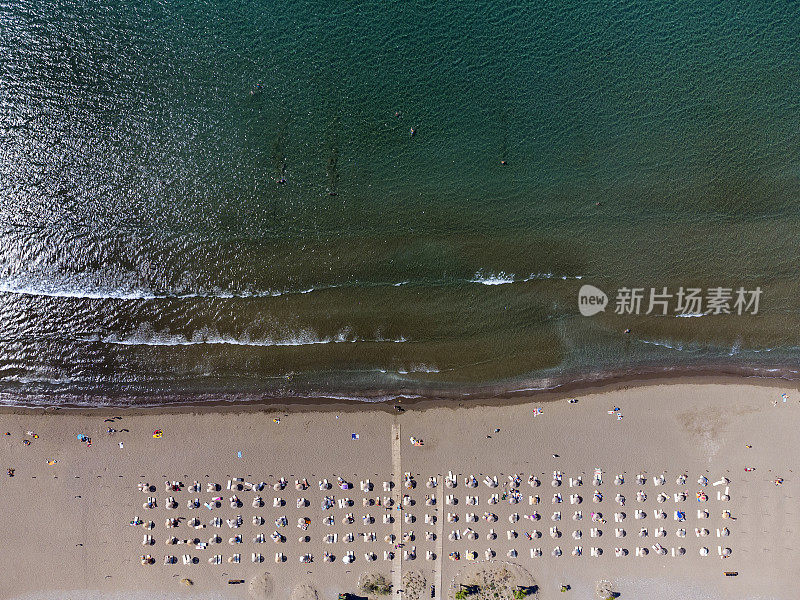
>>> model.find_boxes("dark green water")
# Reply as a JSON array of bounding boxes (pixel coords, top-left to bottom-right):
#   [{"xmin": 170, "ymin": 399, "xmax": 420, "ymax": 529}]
[{"xmin": 0, "ymin": 1, "xmax": 798, "ymax": 405}]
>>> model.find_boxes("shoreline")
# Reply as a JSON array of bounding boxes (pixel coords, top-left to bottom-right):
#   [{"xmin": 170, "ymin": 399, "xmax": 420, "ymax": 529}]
[
  {"xmin": 0, "ymin": 376, "xmax": 795, "ymax": 600},
  {"xmin": 1, "ymin": 366, "xmax": 798, "ymax": 416}
]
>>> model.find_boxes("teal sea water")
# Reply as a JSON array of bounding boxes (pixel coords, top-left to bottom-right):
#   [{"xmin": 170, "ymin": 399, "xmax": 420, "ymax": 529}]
[{"xmin": 0, "ymin": 1, "xmax": 798, "ymax": 406}]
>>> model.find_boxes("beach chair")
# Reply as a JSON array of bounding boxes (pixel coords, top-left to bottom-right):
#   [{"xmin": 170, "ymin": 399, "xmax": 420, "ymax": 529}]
[
  {"xmin": 383, "ymin": 550, "xmax": 393, "ymax": 560},
  {"xmin": 614, "ymin": 547, "xmax": 626, "ymax": 557},
  {"xmin": 635, "ymin": 547, "xmax": 647, "ymax": 557},
  {"xmin": 252, "ymin": 496, "xmax": 263, "ymax": 508},
  {"xmin": 228, "ymin": 554, "xmax": 240, "ymax": 564},
  {"xmin": 182, "ymin": 554, "xmax": 192, "ymax": 565},
  {"xmin": 552, "ymin": 511, "xmax": 561, "ymax": 521},
  {"xmin": 590, "ymin": 547, "xmax": 602, "ymax": 557},
  {"xmin": 488, "ymin": 493, "xmax": 499, "ymax": 505},
  {"xmin": 551, "ymin": 546, "xmax": 562, "ymax": 557},
  {"xmin": 275, "ymin": 552, "xmax": 286, "ymax": 563},
  {"xmin": 590, "ymin": 528, "xmax": 601, "ymax": 538},
  {"xmin": 252, "ymin": 553, "xmax": 263, "ymax": 563},
  {"xmin": 634, "ymin": 510, "xmax": 645, "ymax": 520},
  {"xmin": 615, "ymin": 528, "xmax": 625, "ymax": 538}
]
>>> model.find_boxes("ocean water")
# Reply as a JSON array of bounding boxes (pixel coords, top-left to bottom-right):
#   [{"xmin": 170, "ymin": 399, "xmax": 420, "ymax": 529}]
[{"xmin": 0, "ymin": 1, "xmax": 798, "ymax": 406}]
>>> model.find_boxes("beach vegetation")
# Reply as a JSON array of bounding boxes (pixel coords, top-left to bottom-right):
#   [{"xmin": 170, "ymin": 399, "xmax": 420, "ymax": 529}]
[{"xmin": 360, "ymin": 573, "xmax": 392, "ymax": 595}]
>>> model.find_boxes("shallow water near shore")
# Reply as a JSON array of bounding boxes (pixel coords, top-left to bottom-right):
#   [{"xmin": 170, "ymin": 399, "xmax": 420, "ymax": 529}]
[{"xmin": 0, "ymin": 1, "xmax": 798, "ymax": 406}]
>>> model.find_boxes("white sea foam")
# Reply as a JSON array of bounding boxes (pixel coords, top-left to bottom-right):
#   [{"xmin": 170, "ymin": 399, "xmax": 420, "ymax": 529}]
[
  {"xmin": 470, "ymin": 271, "xmax": 584, "ymax": 285},
  {"xmin": 88, "ymin": 325, "xmax": 408, "ymax": 348},
  {"xmin": 470, "ymin": 271, "xmax": 515, "ymax": 285},
  {"xmin": 396, "ymin": 364, "xmax": 439, "ymax": 374},
  {"xmin": 0, "ymin": 282, "xmax": 286, "ymax": 301},
  {"xmin": 0, "ymin": 270, "xmax": 583, "ymax": 301}
]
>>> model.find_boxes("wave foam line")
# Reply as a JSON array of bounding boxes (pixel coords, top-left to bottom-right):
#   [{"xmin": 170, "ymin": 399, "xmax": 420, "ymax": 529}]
[
  {"xmin": 0, "ymin": 271, "xmax": 586, "ymax": 300},
  {"xmin": 90, "ymin": 333, "xmax": 408, "ymax": 347}
]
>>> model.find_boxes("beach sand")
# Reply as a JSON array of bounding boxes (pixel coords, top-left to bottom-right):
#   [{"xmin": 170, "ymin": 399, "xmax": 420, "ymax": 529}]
[{"xmin": 0, "ymin": 378, "xmax": 796, "ymax": 600}]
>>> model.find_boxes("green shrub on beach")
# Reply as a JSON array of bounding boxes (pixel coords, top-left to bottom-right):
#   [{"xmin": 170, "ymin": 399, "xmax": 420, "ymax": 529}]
[{"xmin": 512, "ymin": 590, "xmax": 528, "ymax": 600}]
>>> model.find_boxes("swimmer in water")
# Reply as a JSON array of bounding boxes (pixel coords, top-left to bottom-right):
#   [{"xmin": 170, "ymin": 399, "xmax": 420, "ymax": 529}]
[{"xmin": 410, "ymin": 127, "xmax": 416, "ymax": 137}]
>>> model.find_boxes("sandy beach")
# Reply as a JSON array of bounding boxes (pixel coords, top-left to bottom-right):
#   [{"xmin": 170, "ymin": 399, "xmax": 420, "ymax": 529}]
[{"xmin": 0, "ymin": 378, "xmax": 796, "ymax": 600}]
